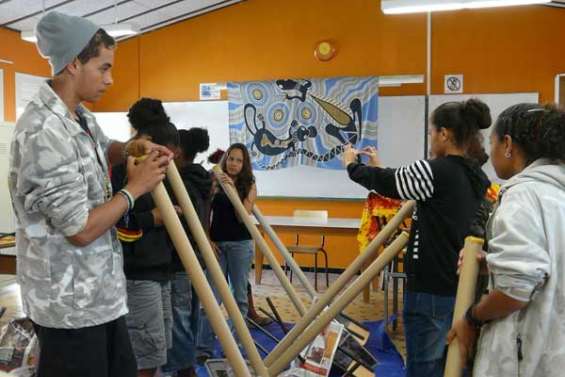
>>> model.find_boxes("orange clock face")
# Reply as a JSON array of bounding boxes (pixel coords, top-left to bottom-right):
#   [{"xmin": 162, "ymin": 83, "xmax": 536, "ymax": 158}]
[{"xmin": 315, "ymin": 41, "xmax": 336, "ymax": 61}]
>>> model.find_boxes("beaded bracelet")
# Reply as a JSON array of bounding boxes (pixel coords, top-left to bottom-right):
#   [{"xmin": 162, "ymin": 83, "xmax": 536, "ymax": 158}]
[{"xmin": 117, "ymin": 189, "xmax": 135, "ymax": 211}]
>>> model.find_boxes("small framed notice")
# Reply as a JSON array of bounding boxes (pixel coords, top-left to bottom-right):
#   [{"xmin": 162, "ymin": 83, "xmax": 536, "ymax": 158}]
[
  {"xmin": 444, "ymin": 74, "xmax": 464, "ymax": 94},
  {"xmin": 200, "ymin": 83, "xmax": 222, "ymax": 100}
]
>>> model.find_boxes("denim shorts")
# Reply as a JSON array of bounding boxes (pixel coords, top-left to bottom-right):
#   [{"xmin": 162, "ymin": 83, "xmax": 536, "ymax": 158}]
[{"xmin": 125, "ymin": 280, "xmax": 172, "ymax": 370}]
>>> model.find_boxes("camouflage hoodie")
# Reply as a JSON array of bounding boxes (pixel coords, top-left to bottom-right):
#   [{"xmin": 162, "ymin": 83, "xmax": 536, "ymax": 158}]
[
  {"xmin": 8, "ymin": 81, "xmax": 127, "ymax": 329},
  {"xmin": 473, "ymin": 159, "xmax": 565, "ymax": 376}
]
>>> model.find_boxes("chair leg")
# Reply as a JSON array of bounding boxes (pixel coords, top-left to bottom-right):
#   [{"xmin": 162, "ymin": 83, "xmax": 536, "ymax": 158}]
[
  {"xmin": 314, "ymin": 253, "xmax": 318, "ymax": 292},
  {"xmin": 322, "ymin": 250, "xmax": 329, "ymax": 288},
  {"xmin": 392, "ymin": 275, "xmax": 399, "ymax": 331},
  {"xmin": 289, "ymin": 252, "xmax": 294, "ymax": 283},
  {"xmin": 383, "ymin": 266, "xmax": 389, "ymax": 330}
]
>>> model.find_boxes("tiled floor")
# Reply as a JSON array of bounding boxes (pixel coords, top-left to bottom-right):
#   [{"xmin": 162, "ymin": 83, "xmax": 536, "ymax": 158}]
[{"xmin": 0, "ymin": 269, "xmax": 407, "ymax": 360}]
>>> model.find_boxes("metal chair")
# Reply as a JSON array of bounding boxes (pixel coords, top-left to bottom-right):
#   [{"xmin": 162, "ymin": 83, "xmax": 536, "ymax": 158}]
[{"xmin": 285, "ymin": 210, "xmax": 330, "ymax": 291}]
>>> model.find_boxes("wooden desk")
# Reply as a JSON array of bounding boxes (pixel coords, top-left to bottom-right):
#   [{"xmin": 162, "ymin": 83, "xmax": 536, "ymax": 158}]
[
  {"xmin": 0, "ymin": 240, "xmax": 16, "ymax": 275},
  {"xmin": 254, "ymin": 216, "xmax": 360, "ymax": 284}
]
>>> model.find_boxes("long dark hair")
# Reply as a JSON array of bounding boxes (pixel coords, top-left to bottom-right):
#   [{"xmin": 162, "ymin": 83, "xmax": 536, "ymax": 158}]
[
  {"xmin": 494, "ymin": 103, "xmax": 565, "ymax": 164},
  {"xmin": 432, "ymin": 98, "xmax": 491, "ymax": 165},
  {"xmin": 221, "ymin": 143, "xmax": 255, "ymax": 200}
]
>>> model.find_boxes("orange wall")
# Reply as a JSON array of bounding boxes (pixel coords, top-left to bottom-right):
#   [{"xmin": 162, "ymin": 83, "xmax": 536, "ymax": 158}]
[
  {"xmin": 0, "ymin": 28, "xmax": 51, "ymax": 122},
  {"xmin": 2, "ymin": 1, "xmax": 565, "ymax": 268}
]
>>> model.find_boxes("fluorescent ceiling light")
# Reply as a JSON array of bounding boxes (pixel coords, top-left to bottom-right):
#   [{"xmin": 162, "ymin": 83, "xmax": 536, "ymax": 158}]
[
  {"xmin": 20, "ymin": 30, "xmax": 36, "ymax": 43},
  {"xmin": 379, "ymin": 74, "xmax": 424, "ymax": 86},
  {"xmin": 21, "ymin": 23, "xmax": 138, "ymax": 43},
  {"xmin": 103, "ymin": 23, "xmax": 139, "ymax": 37},
  {"xmin": 382, "ymin": 0, "xmax": 551, "ymax": 14}
]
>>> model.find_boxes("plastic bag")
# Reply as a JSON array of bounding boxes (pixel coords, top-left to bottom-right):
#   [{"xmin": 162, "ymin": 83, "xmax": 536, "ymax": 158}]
[{"xmin": 0, "ymin": 318, "xmax": 37, "ymax": 376}]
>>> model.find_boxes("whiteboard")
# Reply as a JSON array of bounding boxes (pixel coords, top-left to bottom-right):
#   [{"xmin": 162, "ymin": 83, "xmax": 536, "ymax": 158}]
[
  {"xmin": 429, "ymin": 92, "xmax": 539, "ymax": 183},
  {"xmin": 0, "ymin": 69, "xmax": 4, "ymax": 122},
  {"xmin": 163, "ymin": 101, "xmax": 230, "ymax": 168},
  {"xmin": 94, "ymin": 112, "xmax": 131, "ymax": 142},
  {"xmin": 0, "ymin": 123, "xmax": 15, "ymax": 234},
  {"xmin": 94, "ymin": 101, "xmax": 230, "ymax": 169},
  {"xmin": 93, "ymin": 92, "xmax": 538, "ymax": 198},
  {"xmin": 15, "ymin": 72, "xmax": 47, "ymax": 119}
]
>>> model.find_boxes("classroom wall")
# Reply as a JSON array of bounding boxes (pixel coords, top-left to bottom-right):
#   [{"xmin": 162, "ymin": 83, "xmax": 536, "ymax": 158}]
[
  {"xmin": 91, "ymin": 0, "xmax": 565, "ymax": 111},
  {"xmin": 2, "ymin": 0, "xmax": 565, "ymax": 268},
  {"xmin": 0, "ymin": 28, "xmax": 51, "ymax": 122}
]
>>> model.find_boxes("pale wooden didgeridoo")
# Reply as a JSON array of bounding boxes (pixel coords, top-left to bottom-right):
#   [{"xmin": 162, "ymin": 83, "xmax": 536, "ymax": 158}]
[
  {"xmin": 166, "ymin": 162, "xmax": 268, "ymax": 376},
  {"xmin": 268, "ymin": 231, "xmax": 411, "ymax": 375},
  {"xmin": 211, "ymin": 165, "xmax": 307, "ymax": 315},
  {"xmin": 264, "ymin": 200, "xmax": 415, "ymax": 367},
  {"xmin": 252, "ymin": 205, "xmax": 317, "ymax": 300},
  {"xmin": 128, "ymin": 151, "xmax": 251, "ymax": 377},
  {"xmin": 254, "ymin": 205, "xmax": 371, "ymax": 345},
  {"xmin": 444, "ymin": 236, "xmax": 484, "ymax": 377}
]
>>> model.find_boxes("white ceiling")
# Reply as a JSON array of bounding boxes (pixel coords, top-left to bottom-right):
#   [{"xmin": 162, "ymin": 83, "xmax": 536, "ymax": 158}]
[{"xmin": 0, "ymin": 0, "xmax": 244, "ymax": 38}]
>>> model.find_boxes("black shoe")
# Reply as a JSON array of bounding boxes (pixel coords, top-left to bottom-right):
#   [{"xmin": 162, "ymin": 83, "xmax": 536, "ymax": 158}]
[{"xmin": 196, "ymin": 355, "xmax": 210, "ymax": 365}]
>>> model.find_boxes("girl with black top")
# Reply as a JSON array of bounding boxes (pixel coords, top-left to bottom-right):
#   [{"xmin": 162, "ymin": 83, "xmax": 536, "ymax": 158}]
[
  {"xmin": 197, "ymin": 143, "xmax": 257, "ymax": 360},
  {"xmin": 163, "ymin": 128, "xmax": 212, "ymax": 377},
  {"xmin": 343, "ymin": 99, "xmax": 491, "ymax": 377},
  {"xmin": 112, "ymin": 98, "xmax": 179, "ymax": 377}
]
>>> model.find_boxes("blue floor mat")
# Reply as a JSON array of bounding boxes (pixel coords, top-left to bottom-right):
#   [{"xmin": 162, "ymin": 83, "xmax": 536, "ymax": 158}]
[{"xmin": 196, "ymin": 320, "xmax": 405, "ymax": 376}]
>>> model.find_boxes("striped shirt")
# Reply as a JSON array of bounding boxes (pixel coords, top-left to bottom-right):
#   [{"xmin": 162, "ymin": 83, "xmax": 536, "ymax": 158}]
[{"xmin": 347, "ymin": 155, "xmax": 489, "ymax": 296}]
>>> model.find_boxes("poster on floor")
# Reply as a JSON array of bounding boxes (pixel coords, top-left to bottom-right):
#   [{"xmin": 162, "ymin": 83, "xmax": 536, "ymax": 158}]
[{"xmin": 228, "ymin": 76, "xmax": 379, "ymax": 170}]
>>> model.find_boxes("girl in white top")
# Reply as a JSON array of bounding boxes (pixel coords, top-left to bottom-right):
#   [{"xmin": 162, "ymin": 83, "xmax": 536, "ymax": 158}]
[{"xmin": 448, "ymin": 104, "xmax": 565, "ymax": 377}]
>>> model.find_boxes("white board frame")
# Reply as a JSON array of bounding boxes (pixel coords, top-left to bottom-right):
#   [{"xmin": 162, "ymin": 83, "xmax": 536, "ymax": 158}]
[{"xmin": 429, "ymin": 92, "xmax": 539, "ymax": 183}]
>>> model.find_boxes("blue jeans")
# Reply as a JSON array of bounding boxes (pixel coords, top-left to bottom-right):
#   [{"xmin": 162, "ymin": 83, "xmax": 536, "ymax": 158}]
[
  {"xmin": 162, "ymin": 272, "xmax": 200, "ymax": 373},
  {"xmin": 403, "ymin": 291, "xmax": 455, "ymax": 377},
  {"xmin": 197, "ymin": 240, "xmax": 254, "ymax": 358}
]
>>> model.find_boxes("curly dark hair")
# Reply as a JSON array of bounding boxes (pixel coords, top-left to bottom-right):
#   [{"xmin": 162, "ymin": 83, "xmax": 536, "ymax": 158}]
[
  {"xmin": 432, "ymin": 98, "xmax": 491, "ymax": 165},
  {"xmin": 127, "ymin": 98, "xmax": 170, "ymax": 132},
  {"xmin": 179, "ymin": 128, "xmax": 210, "ymax": 162},
  {"xmin": 494, "ymin": 103, "xmax": 565, "ymax": 164},
  {"xmin": 221, "ymin": 143, "xmax": 255, "ymax": 200}
]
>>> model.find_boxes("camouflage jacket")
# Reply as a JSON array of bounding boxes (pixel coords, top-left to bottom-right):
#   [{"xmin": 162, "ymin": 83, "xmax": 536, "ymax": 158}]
[
  {"xmin": 8, "ymin": 81, "xmax": 127, "ymax": 329},
  {"xmin": 474, "ymin": 159, "xmax": 565, "ymax": 377}
]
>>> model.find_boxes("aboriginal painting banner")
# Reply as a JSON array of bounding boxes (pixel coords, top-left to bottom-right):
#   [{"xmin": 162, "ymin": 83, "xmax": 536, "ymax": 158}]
[{"xmin": 228, "ymin": 76, "xmax": 379, "ymax": 170}]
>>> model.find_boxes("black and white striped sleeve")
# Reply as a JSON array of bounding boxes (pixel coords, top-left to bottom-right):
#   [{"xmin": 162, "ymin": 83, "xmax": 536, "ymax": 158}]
[
  {"xmin": 347, "ymin": 162, "xmax": 402, "ymax": 199},
  {"xmin": 394, "ymin": 160, "xmax": 434, "ymax": 200}
]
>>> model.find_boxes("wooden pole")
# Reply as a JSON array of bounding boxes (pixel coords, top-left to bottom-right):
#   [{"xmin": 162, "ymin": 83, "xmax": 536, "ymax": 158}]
[
  {"xmin": 444, "ymin": 236, "xmax": 484, "ymax": 377},
  {"xmin": 166, "ymin": 163, "xmax": 268, "ymax": 376},
  {"xmin": 264, "ymin": 200, "xmax": 415, "ymax": 366},
  {"xmin": 252, "ymin": 205, "xmax": 317, "ymax": 299},
  {"xmin": 212, "ymin": 165, "xmax": 307, "ymax": 315},
  {"xmin": 268, "ymin": 232, "xmax": 410, "ymax": 375},
  {"xmin": 148, "ymin": 182, "xmax": 251, "ymax": 377}
]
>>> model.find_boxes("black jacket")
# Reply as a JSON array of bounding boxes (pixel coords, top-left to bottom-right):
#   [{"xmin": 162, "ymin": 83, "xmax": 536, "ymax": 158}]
[
  {"xmin": 170, "ymin": 163, "xmax": 213, "ymax": 272},
  {"xmin": 348, "ymin": 155, "xmax": 490, "ymax": 296},
  {"xmin": 111, "ymin": 163, "xmax": 173, "ymax": 281}
]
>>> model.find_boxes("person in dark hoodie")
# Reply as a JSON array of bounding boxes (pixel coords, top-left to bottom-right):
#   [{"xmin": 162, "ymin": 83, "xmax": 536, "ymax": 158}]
[
  {"xmin": 112, "ymin": 98, "xmax": 179, "ymax": 377},
  {"xmin": 162, "ymin": 128, "xmax": 212, "ymax": 377},
  {"xmin": 343, "ymin": 98, "xmax": 491, "ymax": 377}
]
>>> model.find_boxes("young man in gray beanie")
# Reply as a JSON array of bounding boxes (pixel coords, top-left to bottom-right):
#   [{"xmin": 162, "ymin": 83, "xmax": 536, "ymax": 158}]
[{"xmin": 8, "ymin": 11, "xmax": 173, "ymax": 377}]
